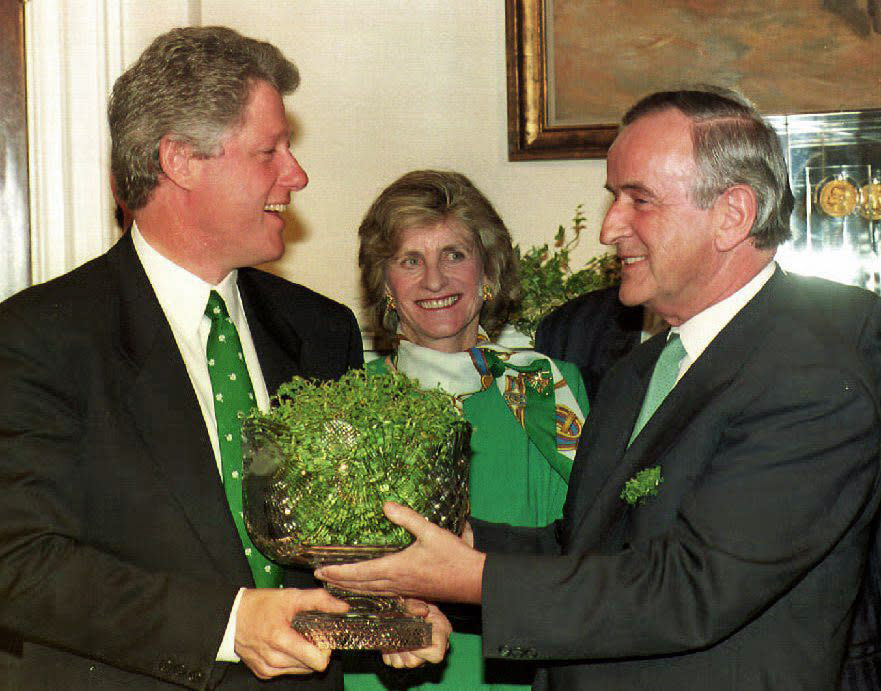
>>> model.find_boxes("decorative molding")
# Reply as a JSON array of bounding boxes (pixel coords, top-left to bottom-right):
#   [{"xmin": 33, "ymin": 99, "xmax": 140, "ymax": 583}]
[
  {"xmin": 0, "ymin": 0, "xmax": 31, "ymax": 300},
  {"xmin": 25, "ymin": 0, "xmax": 124, "ymax": 284}
]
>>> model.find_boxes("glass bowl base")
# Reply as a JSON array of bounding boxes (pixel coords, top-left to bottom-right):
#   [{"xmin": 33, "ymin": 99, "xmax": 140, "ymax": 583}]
[{"xmin": 293, "ymin": 610, "xmax": 431, "ymax": 650}]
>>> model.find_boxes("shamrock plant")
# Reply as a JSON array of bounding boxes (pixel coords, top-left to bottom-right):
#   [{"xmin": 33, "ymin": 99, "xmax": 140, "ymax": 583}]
[
  {"xmin": 511, "ymin": 204, "xmax": 621, "ymax": 340},
  {"xmin": 242, "ymin": 369, "xmax": 469, "ymax": 546}
]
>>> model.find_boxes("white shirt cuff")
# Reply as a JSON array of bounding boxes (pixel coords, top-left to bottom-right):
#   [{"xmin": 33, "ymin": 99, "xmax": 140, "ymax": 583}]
[{"xmin": 216, "ymin": 588, "xmax": 245, "ymax": 662}]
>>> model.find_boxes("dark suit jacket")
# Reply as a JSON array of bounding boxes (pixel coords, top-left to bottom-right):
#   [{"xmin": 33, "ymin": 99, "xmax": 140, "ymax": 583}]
[
  {"xmin": 795, "ymin": 277, "xmax": 881, "ymax": 691},
  {"xmin": 534, "ymin": 286, "xmax": 643, "ymax": 406},
  {"xmin": 0, "ymin": 233, "xmax": 363, "ymax": 690},
  {"xmin": 474, "ymin": 270, "xmax": 881, "ymax": 690}
]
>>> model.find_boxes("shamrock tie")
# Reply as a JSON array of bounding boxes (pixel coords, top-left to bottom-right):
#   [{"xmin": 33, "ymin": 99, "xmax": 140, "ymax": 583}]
[
  {"xmin": 628, "ymin": 333, "xmax": 687, "ymax": 446},
  {"xmin": 205, "ymin": 291, "xmax": 282, "ymax": 588}
]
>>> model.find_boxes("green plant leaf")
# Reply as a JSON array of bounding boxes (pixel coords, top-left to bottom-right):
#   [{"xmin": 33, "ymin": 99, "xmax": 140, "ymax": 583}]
[
  {"xmin": 509, "ymin": 205, "xmax": 621, "ymax": 339},
  {"xmin": 243, "ymin": 369, "xmax": 468, "ymax": 546}
]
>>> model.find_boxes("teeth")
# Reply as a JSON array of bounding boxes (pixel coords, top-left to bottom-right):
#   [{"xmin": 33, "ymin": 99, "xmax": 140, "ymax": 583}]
[
  {"xmin": 622, "ymin": 256, "xmax": 646, "ymax": 265},
  {"xmin": 417, "ymin": 295, "xmax": 459, "ymax": 309},
  {"xmin": 264, "ymin": 203, "xmax": 287, "ymax": 212}
]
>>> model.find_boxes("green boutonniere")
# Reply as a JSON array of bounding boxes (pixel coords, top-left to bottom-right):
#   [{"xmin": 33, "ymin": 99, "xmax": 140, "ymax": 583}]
[{"xmin": 620, "ymin": 466, "xmax": 663, "ymax": 506}]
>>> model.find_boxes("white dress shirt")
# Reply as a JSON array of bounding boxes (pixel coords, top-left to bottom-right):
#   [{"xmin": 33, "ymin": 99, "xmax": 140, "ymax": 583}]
[
  {"xmin": 132, "ymin": 224, "xmax": 271, "ymax": 662},
  {"xmin": 671, "ymin": 261, "xmax": 777, "ymax": 382}
]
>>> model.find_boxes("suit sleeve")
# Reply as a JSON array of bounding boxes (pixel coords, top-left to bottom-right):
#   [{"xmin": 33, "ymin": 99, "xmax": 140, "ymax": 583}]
[
  {"xmin": 344, "ymin": 309, "xmax": 365, "ymax": 371},
  {"xmin": 471, "ymin": 517, "xmax": 561, "ymax": 556},
  {"xmin": 480, "ymin": 363, "xmax": 880, "ymax": 661},
  {"xmin": 0, "ymin": 307, "xmax": 235, "ymax": 688}
]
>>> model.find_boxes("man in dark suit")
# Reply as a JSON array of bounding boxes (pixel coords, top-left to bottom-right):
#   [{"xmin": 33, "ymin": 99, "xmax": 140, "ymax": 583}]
[
  {"xmin": 0, "ymin": 26, "xmax": 445, "ymax": 690},
  {"xmin": 317, "ymin": 87, "xmax": 881, "ymax": 689},
  {"xmin": 534, "ymin": 286, "xmax": 649, "ymax": 405}
]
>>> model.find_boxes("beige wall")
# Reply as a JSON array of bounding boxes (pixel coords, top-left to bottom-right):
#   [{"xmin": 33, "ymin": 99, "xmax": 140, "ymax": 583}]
[{"xmin": 121, "ymin": 1, "xmax": 611, "ymax": 324}]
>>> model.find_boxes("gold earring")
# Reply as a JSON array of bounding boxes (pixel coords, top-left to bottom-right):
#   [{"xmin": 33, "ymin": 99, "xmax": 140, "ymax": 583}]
[
  {"xmin": 384, "ymin": 292, "xmax": 397, "ymax": 312},
  {"xmin": 481, "ymin": 284, "xmax": 494, "ymax": 302}
]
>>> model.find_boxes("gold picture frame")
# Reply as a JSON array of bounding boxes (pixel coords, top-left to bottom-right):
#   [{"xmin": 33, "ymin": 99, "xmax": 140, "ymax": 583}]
[
  {"xmin": 507, "ymin": 0, "xmax": 881, "ymax": 161},
  {"xmin": 506, "ymin": 0, "xmax": 616, "ymax": 160}
]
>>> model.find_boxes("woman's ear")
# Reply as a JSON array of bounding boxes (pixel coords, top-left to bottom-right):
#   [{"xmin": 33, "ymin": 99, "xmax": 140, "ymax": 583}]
[
  {"xmin": 714, "ymin": 184, "xmax": 757, "ymax": 252},
  {"xmin": 157, "ymin": 135, "xmax": 199, "ymax": 190}
]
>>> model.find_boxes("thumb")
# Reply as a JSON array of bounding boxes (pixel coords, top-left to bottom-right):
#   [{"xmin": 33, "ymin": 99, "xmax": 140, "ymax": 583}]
[
  {"xmin": 383, "ymin": 501, "xmax": 431, "ymax": 538},
  {"xmin": 295, "ymin": 588, "xmax": 350, "ymax": 615},
  {"xmin": 400, "ymin": 598, "xmax": 430, "ymax": 617}
]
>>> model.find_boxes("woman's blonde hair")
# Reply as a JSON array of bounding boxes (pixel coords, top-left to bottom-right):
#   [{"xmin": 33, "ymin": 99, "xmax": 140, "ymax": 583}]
[{"xmin": 358, "ymin": 170, "xmax": 521, "ymax": 352}]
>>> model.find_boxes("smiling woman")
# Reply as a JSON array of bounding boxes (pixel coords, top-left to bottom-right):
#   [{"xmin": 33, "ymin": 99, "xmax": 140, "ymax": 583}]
[
  {"xmin": 359, "ymin": 170, "xmax": 521, "ymax": 354},
  {"xmin": 348, "ymin": 170, "xmax": 590, "ymax": 690},
  {"xmin": 385, "ymin": 220, "xmax": 485, "ymax": 353}
]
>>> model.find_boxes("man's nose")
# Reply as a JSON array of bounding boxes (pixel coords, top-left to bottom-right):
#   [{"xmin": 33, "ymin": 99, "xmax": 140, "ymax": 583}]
[
  {"xmin": 599, "ymin": 201, "xmax": 629, "ymax": 246},
  {"xmin": 279, "ymin": 151, "xmax": 308, "ymax": 190}
]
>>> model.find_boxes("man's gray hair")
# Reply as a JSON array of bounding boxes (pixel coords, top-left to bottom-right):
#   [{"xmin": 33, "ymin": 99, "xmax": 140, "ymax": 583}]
[
  {"xmin": 623, "ymin": 87, "xmax": 793, "ymax": 249},
  {"xmin": 108, "ymin": 26, "xmax": 299, "ymax": 211}
]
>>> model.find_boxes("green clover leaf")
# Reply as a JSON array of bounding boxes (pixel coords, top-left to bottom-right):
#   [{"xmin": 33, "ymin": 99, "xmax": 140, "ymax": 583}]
[{"xmin": 620, "ymin": 466, "xmax": 663, "ymax": 506}]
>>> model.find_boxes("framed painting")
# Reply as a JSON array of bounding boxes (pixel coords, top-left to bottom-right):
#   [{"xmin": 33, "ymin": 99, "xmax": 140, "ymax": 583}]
[{"xmin": 506, "ymin": 0, "xmax": 881, "ymax": 160}]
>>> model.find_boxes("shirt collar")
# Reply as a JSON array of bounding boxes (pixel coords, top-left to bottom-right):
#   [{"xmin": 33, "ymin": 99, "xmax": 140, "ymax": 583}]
[
  {"xmin": 131, "ymin": 223, "xmax": 240, "ymax": 338},
  {"xmin": 673, "ymin": 261, "xmax": 776, "ymax": 363}
]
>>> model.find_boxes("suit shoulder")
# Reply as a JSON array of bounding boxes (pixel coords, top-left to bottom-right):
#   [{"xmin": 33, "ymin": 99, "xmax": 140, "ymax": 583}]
[
  {"xmin": 535, "ymin": 285, "xmax": 642, "ymax": 360},
  {"xmin": 777, "ymin": 273, "xmax": 880, "ymax": 341},
  {"xmin": 539, "ymin": 286, "xmax": 623, "ymax": 326},
  {"xmin": 238, "ymin": 268, "xmax": 356, "ymax": 320},
  {"xmin": 783, "ymin": 272, "xmax": 878, "ymax": 311},
  {"xmin": 0, "ymin": 253, "xmax": 112, "ymax": 326}
]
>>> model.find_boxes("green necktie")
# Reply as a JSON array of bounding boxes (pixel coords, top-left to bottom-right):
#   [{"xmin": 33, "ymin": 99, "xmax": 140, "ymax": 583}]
[
  {"xmin": 628, "ymin": 333, "xmax": 687, "ymax": 446},
  {"xmin": 205, "ymin": 291, "xmax": 282, "ymax": 588}
]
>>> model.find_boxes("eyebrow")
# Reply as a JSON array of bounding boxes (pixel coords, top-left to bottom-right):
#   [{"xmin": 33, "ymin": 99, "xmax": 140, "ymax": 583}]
[
  {"xmin": 262, "ymin": 126, "xmax": 292, "ymax": 144},
  {"xmin": 605, "ymin": 182, "xmax": 657, "ymax": 199},
  {"xmin": 394, "ymin": 242, "xmax": 472, "ymax": 257}
]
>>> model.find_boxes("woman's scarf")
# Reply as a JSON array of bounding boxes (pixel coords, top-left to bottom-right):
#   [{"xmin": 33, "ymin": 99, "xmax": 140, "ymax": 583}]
[{"xmin": 387, "ymin": 332, "xmax": 586, "ymax": 482}]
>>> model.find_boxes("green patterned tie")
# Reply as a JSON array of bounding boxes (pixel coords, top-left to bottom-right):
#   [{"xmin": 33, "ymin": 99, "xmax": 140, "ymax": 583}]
[
  {"xmin": 628, "ymin": 333, "xmax": 687, "ymax": 446},
  {"xmin": 205, "ymin": 291, "xmax": 282, "ymax": 588}
]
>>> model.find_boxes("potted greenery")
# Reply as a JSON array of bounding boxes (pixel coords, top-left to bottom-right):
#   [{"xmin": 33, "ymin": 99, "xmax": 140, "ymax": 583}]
[
  {"xmin": 511, "ymin": 204, "xmax": 621, "ymax": 341},
  {"xmin": 240, "ymin": 368, "xmax": 471, "ymax": 649}
]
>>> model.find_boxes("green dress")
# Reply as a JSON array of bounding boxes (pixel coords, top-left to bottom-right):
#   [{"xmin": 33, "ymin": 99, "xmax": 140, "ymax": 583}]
[{"xmin": 343, "ymin": 351, "xmax": 589, "ymax": 690}]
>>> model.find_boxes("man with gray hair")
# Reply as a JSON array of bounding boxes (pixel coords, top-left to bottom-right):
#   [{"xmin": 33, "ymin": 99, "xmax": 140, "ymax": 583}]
[
  {"xmin": 318, "ymin": 87, "xmax": 881, "ymax": 689},
  {"xmin": 0, "ymin": 26, "xmax": 446, "ymax": 690}
]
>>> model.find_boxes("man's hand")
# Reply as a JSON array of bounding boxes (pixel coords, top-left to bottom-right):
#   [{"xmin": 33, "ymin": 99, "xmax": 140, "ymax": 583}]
[
  {"xmin": 315, "ymin": 502, "xmax": 485, "ymax": 604},
  {"xmin": 235, "ymin": 587, "xmax": 349, "ymax": 679},
  {"xmin": 382, "ymin": 600, "xmax": 452, "ymax": 669}
]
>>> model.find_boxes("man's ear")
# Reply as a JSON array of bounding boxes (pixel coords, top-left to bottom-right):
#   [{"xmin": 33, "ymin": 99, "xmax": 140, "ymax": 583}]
[
  {"xmin": 158, "ymin": 135, "xmax": 200, "ymax": 190},
  {"xmin": 714, "ymin": 184, "xmax": 757, "ymax": 252}
]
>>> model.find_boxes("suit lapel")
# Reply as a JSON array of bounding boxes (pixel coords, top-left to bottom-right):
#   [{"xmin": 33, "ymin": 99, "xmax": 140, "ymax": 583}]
[
  {"xmin": 111, "ymin": 235, "xmax": 251, "ymax": 582},
  {"xmin": 238, "ymin": 270, "xmax": 303, "ymax": 396},
  {"xmin": 567, "ymin": 270, "xmax": 784, "ymax": 552},
  {"xmin": 565, "ymin": 334, "xmax": 662, "ymax": 548}
]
